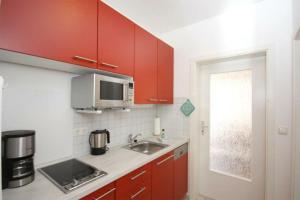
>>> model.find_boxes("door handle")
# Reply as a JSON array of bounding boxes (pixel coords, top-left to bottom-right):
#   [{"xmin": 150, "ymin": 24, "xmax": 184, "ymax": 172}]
[
  {"xmin": 200, "ymin": 121, "xmax": 209, "ymax": 135},
  {"xmin": 101, "ymin": 62, "xmax": 119, "ymax": 68},
  {"xmin": 73, "ymin": 56, "xmax": 97, "ymax": 63},
  {"xmin": 156, "ymin": 155, "xmax": 174, "ymax": 166},
  {"xmin": 159, "ymin": 99, "xmax": 168, "ymax": 102},
  {"xmin": 148, "ymin": 98, "xmax": 158, "ymax": 102},
  {"xmin": 131, "ymin": 170, "xmax": 146, "ymax": 181},
  {"xmin": 94, "ymin": 188, "xmax": 116, "ymax": 200},
  {"xmin": 131, "ymin": 187, "xmax": 146, "ymax": 199}
]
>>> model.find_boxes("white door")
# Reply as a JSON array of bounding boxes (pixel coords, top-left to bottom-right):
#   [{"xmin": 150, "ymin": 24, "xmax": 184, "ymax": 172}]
[{"xmin": 198, "ymin": 56, "xmax": 266, "ymax": 200}]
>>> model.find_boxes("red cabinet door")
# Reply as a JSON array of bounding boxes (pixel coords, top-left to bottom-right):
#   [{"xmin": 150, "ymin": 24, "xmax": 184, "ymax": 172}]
[
  {"xmin": 0, "ymin": 0, "xmax": 97, "ymax": 68},
  {"xmin": 81, "ymin": 182, "xmax": 116, "ymax": 200},
  {"xmin": 174, "ymin": 154, "xmax": 188, "ymax": 200},
  {"xmin": 98, "ymin": 1, "xmax": 134, "ymax": 76},
  {"xmin": 134, "ymin": 26, "xmax": 158, "ymax": 104},
  {"xmin": 157, "ymin": 40, "xmax": 174, "ymax": 104},
  {"xmin": 152, "ymin": 152, "xmax": 174, "ymax": 200}
]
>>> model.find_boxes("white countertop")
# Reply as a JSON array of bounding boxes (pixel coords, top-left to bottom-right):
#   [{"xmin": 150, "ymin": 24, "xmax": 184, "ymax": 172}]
[{"xmin": 2, "ymin": 137, "xmax": 189, "ymax": 200}]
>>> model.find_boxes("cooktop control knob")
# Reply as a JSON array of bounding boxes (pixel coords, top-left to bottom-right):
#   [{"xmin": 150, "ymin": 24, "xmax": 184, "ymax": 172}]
[
  {"xmin": 94, "ymin": 170, "xmax": 101, "ymax": 176},
  {"xmin": 71, "ymin": 179, "xmax": 79, "ymax": 187}
]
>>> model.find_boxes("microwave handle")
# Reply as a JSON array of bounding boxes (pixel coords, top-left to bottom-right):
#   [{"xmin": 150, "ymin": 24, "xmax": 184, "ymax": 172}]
[{"xmin": 123, "ymin": 83, "xmax": 129, "ymax": 101}]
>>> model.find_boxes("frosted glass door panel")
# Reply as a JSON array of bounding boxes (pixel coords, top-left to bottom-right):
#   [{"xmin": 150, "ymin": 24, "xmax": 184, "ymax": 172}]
[{"xmin": 209, "ymin": 70, "xmax": 252, "ymax": 180}]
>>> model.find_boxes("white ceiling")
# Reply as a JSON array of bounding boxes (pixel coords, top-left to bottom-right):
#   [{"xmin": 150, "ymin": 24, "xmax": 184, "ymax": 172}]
[{"xmin": 103, "ymin": 0, "xmax": 263, "ymax": 34}]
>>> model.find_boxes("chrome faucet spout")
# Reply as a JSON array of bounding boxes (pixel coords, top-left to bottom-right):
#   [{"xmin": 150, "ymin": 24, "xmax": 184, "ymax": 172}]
[{"xmin": 128, "ymin": 133, "xmax": 142, "ymax": 144}]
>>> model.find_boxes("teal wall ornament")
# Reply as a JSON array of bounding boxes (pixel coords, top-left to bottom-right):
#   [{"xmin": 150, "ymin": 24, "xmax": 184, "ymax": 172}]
[{"xmin": 180, "ymin": 99, "xmax": 195, "ymax": 117}]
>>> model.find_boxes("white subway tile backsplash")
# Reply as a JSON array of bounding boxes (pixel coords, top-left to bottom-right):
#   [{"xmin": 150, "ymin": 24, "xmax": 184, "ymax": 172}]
[
  {"xmin": 72, "ymin": 98, "xmax": 190, "ymax": 157},
  {"xmin": 73, "ymin": 106, "xmax": 156, "ymax": 156},
  {"xmin": 157, "ymin": 97, "xmax": 190, "ymax": 139}
]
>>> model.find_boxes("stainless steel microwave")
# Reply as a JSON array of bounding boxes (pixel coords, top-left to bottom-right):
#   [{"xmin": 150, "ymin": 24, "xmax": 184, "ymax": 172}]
[{"xmin": 71, "ymin": 74, "xmax": 134, "ymax": 109}]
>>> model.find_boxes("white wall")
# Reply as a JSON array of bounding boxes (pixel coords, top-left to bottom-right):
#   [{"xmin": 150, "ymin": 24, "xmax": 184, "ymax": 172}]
[
  {"xmin": 293, "ymin": 40, "xmax": 300, "ymax": 200},
  {"xmin": 160, "ymin": 0, "xmax": 293, "ymax": 199},
  {"xmin": 0, "ymin": 62, "xmax": 158, "ymax": 166},
  {"xmin": 0, "ymin": 62, "xmax": 75, "ymax": 165},
  {"xmin": 293, "ymin": 0, "xmax": 300, "ymax": 38}
]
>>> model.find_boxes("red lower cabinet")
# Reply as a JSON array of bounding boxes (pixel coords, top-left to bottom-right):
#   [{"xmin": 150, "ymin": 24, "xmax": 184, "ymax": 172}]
[
  {"xmin": 151, "ymin": 152, "xmax": 175, "ymax": 200},
  {"xmin": 80, "ymin": 147, "xmax": 188, "ymax": 200},
  {"xmin": 174, "ymin": 147, "xmax": 188, "ymax": 200},
  {"xmin": 116, "ymin": 163, "xmax": 151, "ymax": 200},
  {"xmin": 81, "ymin": 182, "xmax": 116, "ymax": 200}
]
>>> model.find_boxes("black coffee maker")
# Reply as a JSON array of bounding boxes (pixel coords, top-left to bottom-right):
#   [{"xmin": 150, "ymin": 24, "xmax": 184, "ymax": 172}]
[
  {"xmin": 2, "ymin": 130, "xmax": 35, "ymax": 189},
  {"xmin": 89, "ymin": 129, "xmax": 110, "ymax": 155}
]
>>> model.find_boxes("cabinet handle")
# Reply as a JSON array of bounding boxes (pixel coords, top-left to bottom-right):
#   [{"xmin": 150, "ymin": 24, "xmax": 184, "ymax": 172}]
[
  {"xmin": 131, "ymin": 187, "xmax": 146, "ymax": 199},
  {"xmin": 94, "ymin": 188, "xmax": 116, "ymax": 200},
  {"xmin": 73, "ymin": 56, "xmax": 97, "ymax": 63},
  {"xmin": 159, "ymin": 99, "xmax": 168, "ymax": 102},
  {"xmin": 131, "ymin": 170, "xmax": 146, "ymax": 181},
  {"xmin": 101, "ymin": 62, "xmax": 119, "ymax": 68},
  {"xmin": 156, "ymin": 155, "xmax": 174, "ymax": 166},
  {"xmin": 148, "ymin": 98, "xmax": 158, "ymax": 102}
]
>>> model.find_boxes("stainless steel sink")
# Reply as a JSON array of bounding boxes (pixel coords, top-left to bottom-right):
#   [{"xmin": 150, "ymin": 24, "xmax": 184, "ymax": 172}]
[{"xmin": 124, "ymin": 140, "xmax": 169, "ymax": 155}]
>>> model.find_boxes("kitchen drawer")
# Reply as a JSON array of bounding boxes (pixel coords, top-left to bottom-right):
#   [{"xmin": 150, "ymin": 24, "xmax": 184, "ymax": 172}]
[
  {"xmin": 116, "ymin": 179, "xmax": 151, "ymax": 200},
  {"xmin": 117, "ymin": 163, "xmax": 151, "ymax": 188},
  {"xmin": 116, "ymin": 163, "xmax": 151, "ymax": 200},
  {"xmin": 81, "ymin": 182, "xmax": 116, "ymax": 200}
]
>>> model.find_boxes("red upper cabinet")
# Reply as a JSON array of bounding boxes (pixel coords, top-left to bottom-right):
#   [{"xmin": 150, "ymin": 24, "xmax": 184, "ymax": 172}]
[
  {"xmin": 151, "ymin": 152, "xmax": 174, "ymax": 200},
  {"xmin": 0, "ymin": 0, "xmax": 98, "ymax": 68},
  {"xmin": 157, "ymin": 40, "xmax": 174, "ymax": 104},
  {"xmin": 98, "ymin": 1, "xmax": 135, "ymax": 76},
  {"xmin": 134, "ymin": 26, "xmax": 158, "ymax": 104}
]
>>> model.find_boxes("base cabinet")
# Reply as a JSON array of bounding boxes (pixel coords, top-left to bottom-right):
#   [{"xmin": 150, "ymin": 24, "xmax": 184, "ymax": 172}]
[
  {"xmin": 116, "ymin": 164, "xmax": 151, "ymax": 200},
  {"xmin": 174, "ymin": 146, "xmax": 188, "ymax": 200},
  {"xmin": 151, "ymin": 152, "xmax": 175, "ymax": 200},
  {"xmin": 81, "ymin": 146, "xmax": 188, "ymax": 200},
  {"xmin": 81, "ymin": 182, "xmax": 116, "ymax": 200}
]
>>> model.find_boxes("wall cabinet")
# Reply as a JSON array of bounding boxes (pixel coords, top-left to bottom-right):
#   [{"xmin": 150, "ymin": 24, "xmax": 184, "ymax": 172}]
[
  {"xmin": 134, "ymin": 28, "xmax": 174, "ymax": 104},
  {"xmin": 157, "ymin": 40, "xmax": 174, "ymax": 104},
  {"xmin": 0, "ymin": 0, "xmax": 98, "ymax": 69},
  {"xmin": 98, "ymin": 1, "xmax": 135, "ymax": 76},
  {"xmin": 134, "ymin": 26, "xmax": 158, "ymax": 104},
  {"xmin": 151, "ymin": 152, "xmax": 175, "ymax": 200},
  {"xmin": 0, "ymin": 1, "xmax": 174, "ymax": 104}
]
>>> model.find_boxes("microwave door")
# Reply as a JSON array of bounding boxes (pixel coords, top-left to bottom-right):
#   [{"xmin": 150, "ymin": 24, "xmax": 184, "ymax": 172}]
[{"xmin": 95, "ymin": 79, "xmax": 125, "ymax": 108}]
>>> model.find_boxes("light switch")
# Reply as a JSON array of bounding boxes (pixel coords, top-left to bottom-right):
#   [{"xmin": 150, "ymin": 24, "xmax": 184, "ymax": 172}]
[{"xmin": 278, "ymin": 127, "xmax": 289, "ymax": 135}]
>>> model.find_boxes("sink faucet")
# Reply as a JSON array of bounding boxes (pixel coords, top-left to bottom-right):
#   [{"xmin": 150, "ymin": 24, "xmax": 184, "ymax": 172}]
[{"xmin": 128, "ymin": 133, "xmax": 142, "ymax": 144}]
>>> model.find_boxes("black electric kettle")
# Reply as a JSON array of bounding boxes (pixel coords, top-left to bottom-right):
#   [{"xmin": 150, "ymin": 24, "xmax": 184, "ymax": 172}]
[{"xmin": 89, "ymin": 129, "xmax": 110, "ymax": 155}]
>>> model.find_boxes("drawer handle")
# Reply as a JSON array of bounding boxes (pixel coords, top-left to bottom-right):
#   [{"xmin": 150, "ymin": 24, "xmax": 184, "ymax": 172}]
[
  {"xmin": 159, "ymin": 99, "xmax": 168, "ymax": 102},
  {"xmin": 131, "ymin": 187, "xmax": 146, "ymax": 199},
  {"xmin": 131, "ymin": 170, "xmax": 146, "ymax": 181},
  {"xmin": 148, "ymin": 98, "xmax": 158, "ymax": 102},
  {"xmin": 73, "ymin": 56, "xmax": 97, "ymax": 63},
  {"xmin": 156, "ymin": 155, "xmax": 174, "ymax": 166},
  {"xmin": 94, "ymin": 188, "xmax": 116, "ymax": 200},
  {"xmin": 101, "ymin": 62, "xmax": 119, "ymax": 68}
]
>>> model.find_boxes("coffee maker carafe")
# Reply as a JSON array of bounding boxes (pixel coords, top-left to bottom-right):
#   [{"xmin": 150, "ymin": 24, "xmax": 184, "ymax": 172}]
[
  {"xmin": 89, "ymin": 129, "xmax": 110, "ymax": 155},
  {"xmin": 2, "ymin": 130, "xmax": 35, "ymax": 189}
]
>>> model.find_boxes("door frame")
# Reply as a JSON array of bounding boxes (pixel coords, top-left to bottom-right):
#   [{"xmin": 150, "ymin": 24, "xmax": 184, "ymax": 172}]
[{"xmin": 188, "ymin": 47, "xmax": 276, "ymax": 200}]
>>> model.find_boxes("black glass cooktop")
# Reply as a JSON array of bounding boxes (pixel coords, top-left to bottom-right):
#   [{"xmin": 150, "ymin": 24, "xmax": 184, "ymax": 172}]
[{"xmin": 39, "ymin": 159, "xmax": 107, "ymax": 193}]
